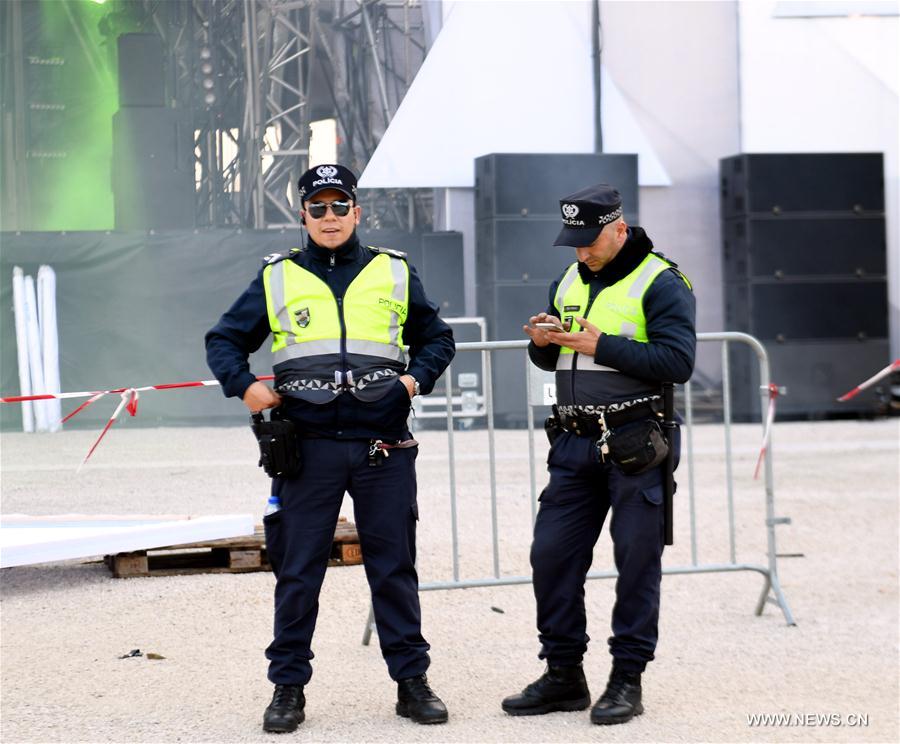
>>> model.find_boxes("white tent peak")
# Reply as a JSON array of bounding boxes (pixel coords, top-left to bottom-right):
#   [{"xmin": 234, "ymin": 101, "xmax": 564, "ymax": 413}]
[{"xmin": 360, "ymin": 1, "xmax": 669, "ymax": 189}]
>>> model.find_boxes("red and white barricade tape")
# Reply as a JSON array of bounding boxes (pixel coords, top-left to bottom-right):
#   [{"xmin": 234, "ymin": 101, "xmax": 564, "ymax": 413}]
[
  {"xmin": 77, "ymin": 388, "xmax": 139, "ymax": 472},
  {"xmin": 2, "ymin": 375, "xmax": 274, "ymax": 468},
  {"xmin": 837, "ymin": 359, "xmax": 900, "ymax": 402},
  {"xmin": 754, "ymin": 382, "xmax": 781, "ymax": 481}
]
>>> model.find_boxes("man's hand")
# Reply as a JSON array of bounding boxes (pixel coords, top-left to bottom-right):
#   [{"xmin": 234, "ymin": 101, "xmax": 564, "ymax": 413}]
[
  {"xmin": 545, "ymin": 316, "xmax": 603, "ymax": 356},
  {"xmin": 399, "ymin": 374, "xmax": 417, "ymax": 398},
  {"xmin": 242, "ymin": 381, "xmax": 282, "ymax": 413},
  {"xmin": 523, "ymin": 313, "xmax": 570, "ymax": 347}
]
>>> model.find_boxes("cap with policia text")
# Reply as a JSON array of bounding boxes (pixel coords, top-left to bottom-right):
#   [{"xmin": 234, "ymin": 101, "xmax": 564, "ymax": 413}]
[
  {"xmin": 553, "ymin": 183, "xmax": 623, "ymax": 248},
  {"xmin": 297, "ymin": 164, "xmax": 358, "ymax": 203}
]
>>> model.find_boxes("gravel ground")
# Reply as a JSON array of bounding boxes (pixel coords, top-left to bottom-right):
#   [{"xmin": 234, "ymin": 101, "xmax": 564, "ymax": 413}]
[{"xmin": 1, "ymin": 419, "xmax": 898, "ymax": 743}]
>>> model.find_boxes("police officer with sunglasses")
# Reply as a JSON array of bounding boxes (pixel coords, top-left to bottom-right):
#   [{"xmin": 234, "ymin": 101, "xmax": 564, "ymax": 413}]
[{"xmin": 205, "ymin": 164, "xmax": 455, "ymax": 732}]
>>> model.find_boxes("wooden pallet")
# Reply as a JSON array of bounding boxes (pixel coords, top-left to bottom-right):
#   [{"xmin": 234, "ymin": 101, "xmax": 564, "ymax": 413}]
[{"xmin": 105, "ymin": 517, "xmax": 362, "ymax": 578}]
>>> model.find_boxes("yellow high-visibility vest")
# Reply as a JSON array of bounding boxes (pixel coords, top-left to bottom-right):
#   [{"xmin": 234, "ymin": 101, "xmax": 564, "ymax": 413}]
[
  {"xmin": 553, "ymin": 253, "xmax": 690, "ymax": 371},
  {"xmin": 262, "ymin": 251, "xmax": 409, "ymax": 395}
]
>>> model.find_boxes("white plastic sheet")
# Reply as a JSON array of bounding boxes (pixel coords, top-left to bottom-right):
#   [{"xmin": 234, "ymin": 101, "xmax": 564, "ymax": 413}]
[{"xmin": 0, "ymin": 513, "xmax": 256, "ymax": 568}]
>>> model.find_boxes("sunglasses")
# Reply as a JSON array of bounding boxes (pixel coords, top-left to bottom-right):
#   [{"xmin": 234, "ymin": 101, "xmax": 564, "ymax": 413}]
[{"xmin": 305, "ymin": 200, "xmax": 353, "ymax": 219}]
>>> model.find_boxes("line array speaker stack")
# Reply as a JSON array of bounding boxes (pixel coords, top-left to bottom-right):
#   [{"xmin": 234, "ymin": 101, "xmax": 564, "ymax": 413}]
[
  {"xmin": 112, "ymin": 34, "xmax": 195, "ymax": 230},
  {"xmin": 720, "ymin": 153, "xmax": 889, "ymax": 419},
  {"xmin": 475, "ymin": 153, "xmax": 639, "ymax": 426}
]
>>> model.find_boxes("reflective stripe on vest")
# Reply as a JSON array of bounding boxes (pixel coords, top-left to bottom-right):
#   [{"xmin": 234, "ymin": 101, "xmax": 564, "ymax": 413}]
[
  {"xmin": 553, "ymin": 254, "xmax": 674, "ymax": 369},
  {"xmin": 263, "ymin": 252, "xmax": 409, "ymax": 369}
]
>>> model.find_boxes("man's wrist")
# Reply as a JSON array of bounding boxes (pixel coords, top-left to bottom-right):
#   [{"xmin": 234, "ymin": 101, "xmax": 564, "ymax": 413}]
[{"xmin": 408, "ymin": 375, "xmax": 420, "ymax": 397}]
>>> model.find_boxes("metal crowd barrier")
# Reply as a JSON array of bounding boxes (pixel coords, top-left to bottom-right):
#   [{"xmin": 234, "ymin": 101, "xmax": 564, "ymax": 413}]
[{"xmin": 362, "ymin": 331, "xmax": 796, "ymax": 646}]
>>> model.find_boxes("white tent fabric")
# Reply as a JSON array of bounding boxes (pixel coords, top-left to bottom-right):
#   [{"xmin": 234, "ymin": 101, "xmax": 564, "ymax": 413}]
[{"xmin": 359, "ymin": 0, "xmax": 670, "ymax": 189}]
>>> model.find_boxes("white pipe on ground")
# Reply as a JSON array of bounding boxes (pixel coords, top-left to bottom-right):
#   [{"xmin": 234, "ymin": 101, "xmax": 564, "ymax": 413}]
[
  {"xmin": 23, "ymin": 274, "xmax": 49, "ymax": 432},
  {"xmin": 37, "ymin": 265, "xmax": 62, "ymax": 431},
  {"xmin": 11, "ymin": 268, "xmax": 34, "ymax": 433}
]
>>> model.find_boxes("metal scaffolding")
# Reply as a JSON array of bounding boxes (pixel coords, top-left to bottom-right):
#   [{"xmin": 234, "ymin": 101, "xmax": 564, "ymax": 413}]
[
  {"xmin": 1, "ymin": 0, "xmax": 430, "ymax": 232},
  {"xmin": 152, "ymin": 0, "xmax": 430, "ymax": 230}
]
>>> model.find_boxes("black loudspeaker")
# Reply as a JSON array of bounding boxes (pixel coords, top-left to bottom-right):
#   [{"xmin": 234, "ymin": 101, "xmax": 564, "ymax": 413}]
[
  {"xmin": 112, "ymin": 108, "xmax": 195, "ymax": 229},
  {"xmin": 476, "ymin": 153, "xmax": 639, "ymax": 220},
  {"xmin": 722, "ymin": 215, "xmax": 886, "ymax": 281},
  {"xmin": 724, "ymin": 281, "xmax": 888, "ymax": 342},
  {"xmin": 487, "ymin": 284, "xmax": 552, "ymax": 423},
  {"xmin": 720, "ymin": 152, "xmax": 889, "ymax": 418},
  {"xmin": 720, "ymin": 153, "xmax": 884, "ymax": 218},
  {"xmin": 117, "ymin": 34, "xmax": 165, "ymax": 107},
  {"xmin": 475, "ymin": 153, "xmax": 639, "ymax": 425},
  {"xmin": 421, "ymin": 232, "xmax": 465, "ymax": 317},
  {"xmin": 727, "ymin": 339, "xmax": 891, "ymax": 419}
]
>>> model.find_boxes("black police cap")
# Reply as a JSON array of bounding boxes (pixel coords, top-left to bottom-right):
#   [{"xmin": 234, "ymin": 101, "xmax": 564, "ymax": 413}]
[
  {"xmin": 297, "ymin": 163, "xmax": 358, "ymax": 203},
  {"xmin": 553, "ymin": 184, "xmax": 623, "ymax": 248}
]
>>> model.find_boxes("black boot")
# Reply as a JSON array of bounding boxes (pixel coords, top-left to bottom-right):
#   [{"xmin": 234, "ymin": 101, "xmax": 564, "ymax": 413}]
[
  {"xmin": 396, "ymin": 674, "xmax": 448, "ymax": 724},
  {"xmin": 263, "ymin": 684, "xmax": 305, "ymax": 733},
  {"xmin": 590, "ymin": 668, "xmax": 643, "ymax": 725},
  {"xmin": 501, "ymin": 665, "xmax": 591, "ymax": 716}
]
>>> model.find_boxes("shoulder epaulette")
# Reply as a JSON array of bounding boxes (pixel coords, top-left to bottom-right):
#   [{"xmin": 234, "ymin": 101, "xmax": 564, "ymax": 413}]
[
  {"xmin": 651, "ymin": 250, "xmax": 677, "ymax": 269},
  {"xmin": 261, "ymin": 247, "xmax": 302, "ymax": 265},
  {"xmin": 651, "ymin": 251, "xmax": 692, "ymax": 290},
  {"xmin": 367, "ymin": 245, "xmax": 407, "ymax": 260}
]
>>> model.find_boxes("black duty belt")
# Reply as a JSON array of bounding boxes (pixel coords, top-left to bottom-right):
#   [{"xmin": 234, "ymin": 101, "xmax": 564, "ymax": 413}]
[{"xmin": 555, "ymin": 399, "xmax": 662, "ymax": 438}]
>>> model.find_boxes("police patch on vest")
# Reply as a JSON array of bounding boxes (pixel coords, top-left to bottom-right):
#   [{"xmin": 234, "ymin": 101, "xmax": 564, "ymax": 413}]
[
  {"xmin": 564, "ymin": 305, "xmax": 580, "ymax": 312},
  {"xmin": 294, "ymin": 307, "xmax": 311, "ymax": 327}
]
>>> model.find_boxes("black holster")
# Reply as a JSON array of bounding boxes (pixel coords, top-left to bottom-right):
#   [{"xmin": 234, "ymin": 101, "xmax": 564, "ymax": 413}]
[
  {"xmin": 250, "ymin": 409, "xmax": 302, "ymax": 478},
  {"xmin": 544, "ymin": 413, "xmax": 564, "ymax": 446}
]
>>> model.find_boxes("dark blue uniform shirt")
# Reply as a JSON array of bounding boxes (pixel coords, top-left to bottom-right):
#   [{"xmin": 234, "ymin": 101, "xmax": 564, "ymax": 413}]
[{"xmin": 205, "ymin": 234, "xmax": 455, "ymax": 439}]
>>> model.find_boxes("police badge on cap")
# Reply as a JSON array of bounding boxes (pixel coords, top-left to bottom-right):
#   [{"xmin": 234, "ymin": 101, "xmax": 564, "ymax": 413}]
[
  {"xmin": 297, "ymin": 163, "xmax": 358, "ymax": 203},
  {"xmin": 553, "ymin": 184, "xmax": 624, "ymax": 248}
]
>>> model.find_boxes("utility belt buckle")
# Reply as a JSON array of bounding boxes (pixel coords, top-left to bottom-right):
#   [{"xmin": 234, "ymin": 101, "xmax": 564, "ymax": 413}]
[{"xmin": 334, "ymin": 370, "xmax": 356, "ymax": 391}]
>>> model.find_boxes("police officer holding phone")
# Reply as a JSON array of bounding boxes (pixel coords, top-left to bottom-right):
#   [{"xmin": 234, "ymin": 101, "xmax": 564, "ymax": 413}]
[
  {"xmin": 502, "ymin": 184, "xmax": 695, "ymax": 725},
  {"xmin": 205, "ymin": 164, "xmax": 454, "ymax": 732}
]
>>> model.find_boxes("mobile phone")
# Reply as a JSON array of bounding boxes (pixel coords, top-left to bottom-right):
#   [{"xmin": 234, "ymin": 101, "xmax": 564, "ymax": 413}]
[{"xmin": 534, "ymin": 322, "xmax": 563, "ymax": 330}]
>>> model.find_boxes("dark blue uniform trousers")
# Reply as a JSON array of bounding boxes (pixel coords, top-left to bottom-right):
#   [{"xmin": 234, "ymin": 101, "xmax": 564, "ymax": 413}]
[
  {"xmin": 531, "ymin": 429, "xmax": 678, "ymax": 673},
  {"xmin": 263, "ymin": 438, "xmax": 429, "ymax": 685}
]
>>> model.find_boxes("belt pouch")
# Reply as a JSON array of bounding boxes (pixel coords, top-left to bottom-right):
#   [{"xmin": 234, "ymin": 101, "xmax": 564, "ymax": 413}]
[{"xmin": 607, "ymin": 418, "xmax": 669, "ymax": 475}]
